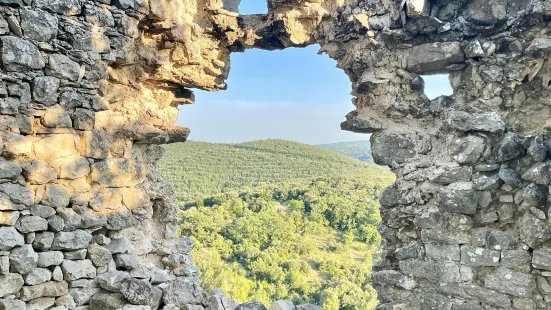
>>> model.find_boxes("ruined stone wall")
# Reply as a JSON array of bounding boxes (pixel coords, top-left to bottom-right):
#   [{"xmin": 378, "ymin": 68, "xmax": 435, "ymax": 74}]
[{"xmin": 0, "ymin": 0, "xmax": 551, "ymax": 309}]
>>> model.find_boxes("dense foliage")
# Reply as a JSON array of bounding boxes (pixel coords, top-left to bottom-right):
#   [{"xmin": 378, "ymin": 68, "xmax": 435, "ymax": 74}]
[
  {"xmin": 160, "ymin": 139, "xmax": 394, "ymax": 309},
  {"xmin": 317, "ymin": 140, "xmax": 373, "ymax": 163},
  {"xmin": 160, "ymin": 139, "xmax": 378, "ymax": 204},
  {"xmin": 179, "ymin": 172, "xmax": 394, "ymax": 309}
]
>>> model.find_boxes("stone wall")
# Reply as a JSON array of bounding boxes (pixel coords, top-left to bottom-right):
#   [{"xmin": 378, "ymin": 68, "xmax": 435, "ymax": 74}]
[{"xmin": 0, "ymin": 0, "xmax": 550, "ymax": 309}]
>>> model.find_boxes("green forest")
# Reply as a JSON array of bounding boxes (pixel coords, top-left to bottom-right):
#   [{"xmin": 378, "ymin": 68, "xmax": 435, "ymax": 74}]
[
  {"xmin": 160, "ymin": 139, "xmax": 380, "ymax": 204},
  {"xmin": 317, "ymin": 140, "xmax": 373, "ymax": 163},
  {"xmin": 159, "ymin": 139, "xmax": 394, "ymax": 309}
]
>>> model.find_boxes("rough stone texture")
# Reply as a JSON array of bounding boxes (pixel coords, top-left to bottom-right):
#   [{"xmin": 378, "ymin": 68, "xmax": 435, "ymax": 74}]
[{"xmin": 0, "ymin": 0, "xmax": 550, "ymax": 309}]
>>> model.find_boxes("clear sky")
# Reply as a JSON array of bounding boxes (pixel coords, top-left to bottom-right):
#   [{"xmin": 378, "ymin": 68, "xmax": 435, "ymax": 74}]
[{"xmin": 174, "ymin": 1, "xmax": 452, "ymax": 145}]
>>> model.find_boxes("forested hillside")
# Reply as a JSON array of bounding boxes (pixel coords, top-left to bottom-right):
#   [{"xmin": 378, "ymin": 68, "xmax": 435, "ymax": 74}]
[
  {"xmin": 317, "ymin": 140, "xmax": 373, "ymax": 163},
  {"xmin": 180, "ymin": 174, "xmax": 394, "ymax": 309},
  {"xmin": 160, "ymin": 139, "xmax": 380, "ymax": 204},
  {"xmin": 159, "ymin": 139, "xmax": 394, "ymax": 309}
]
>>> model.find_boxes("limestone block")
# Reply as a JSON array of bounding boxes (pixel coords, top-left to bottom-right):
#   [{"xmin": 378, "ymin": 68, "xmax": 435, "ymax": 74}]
[
  {"xmin": 33, "ymin": 0, "xmax": 82, "ymax": 15},
  {"xmin": 51, "ymin": 230, "xmax": 92, "ymax": 250},
  {"xmin": 42, "ymin": 106, "xmax": 73, "ymax": 128},
  {"xmin": 0, "ymin": 97, "xmax": 20, "ymax": 115},
  {"xmin": 399, "ymin": 259, "xmax": 460, "ymax": 283},
  {"xmin": 61, "ymin": 260, "xmax": 96, "ymax": 281},
  {"xmin": 425, "ymin": 244, "xmax": 460, "ymax": 261},
  {"xmin": 0, "ymin": 273, "xmax": 24, "ymax": 297},
  {"xmin": 91, "ymin": 158, "xmax": 146, "ymax": 187},
  {"xmin": 0, "ymin": 227, "xmax": 24, "ymax": 250},
  {"xmin": 89, "ymin": 292, "xmax": 127, "ymax": 309},
  {"xmin": 87, "ymin": 243, "xmax": 112, "ymax": 267},
  {"xmin": 20, "ymin": 8, "xmax": 58, "ymax": 42},
  {"xmin": 0, "ymin": 299, "xmax": 25, "ymax": 310},
  {"xmin": 47, "ymin": 54, "xmax": 80, "ymax": 81},
  {"xmin": 9, "ymin": 244, "xmax": 38, "ymax": 274},
  {"xmin": 33, "ymin": 134, "xmax": 78, "ymax": 161},
  {"xmin": 32, "ymin": 76, "xmax": 60, "ymax": 106},
  {"xmin": 41, "ymin": 184, "xmax": 71, "ymax": 209},
  {"xmin": 0, "ymin": 183, "xmax": 33, "ymax": 206},
  {"xmin": 73, "ymin": 108, "xmax": 95, "ymax": 130},
  {"xmin": 450, "ymin": 111, "xmax": 505, "ymax": 133},
  {"xmin": 460, "ymin": 246, "xmax": 500, "ymax": 266},
  {"xmin": 120, "ymin": 277, "xmax": 154, "ymax": 305},
  {"xmin": 37, "ymin": 251, "xmax": 64, "ymax": 267},
  {"xmin": 22, "ymin": 160, "xmax": 57, "ymax": 185},
  {"xmin": 521, "ymin": 161, "xmax": 551, "ymax": 185},
  {"xmin": 532, "ymin": 249, "xmax": 551, "ymax": 271},
  {"xmin": 407, "ymin": 42, "xmax": 464, "ymax": 73},
  {"xmin": 15, "ymin": 215, "xmax": 49, "ymax": 233},
  {"xmin": 0, "ymin": 36, "xmax": 45, "ymax": 71},
  {"xmin": 448, "ymin": 136, "xmax": 485, "ymax": 165},
  {"xmin": 484, "ymin": 268, "xmax": 535, "ymax": 298},
  {"xmin": 0, "ymin": 211, "xmax": 19, "ymax": 226},
  {"xmin": 20, "ymin": 281, "xmax": 68, "ymax": 301},
  {"xmin": 33, "ymin": 231, "xmax": 55, "ymax": 251},
  {"xmin": 438, "ymin": 182, "xmax": 478, "ymax": 215},
  {"xmin": 80, "ymin": 130, "xmax": 110, "ymax": 159},
  {"xmin": 25, "ymin": 268, "xmax": 52, "ymax": 285},
  {"xmin": 3, "ymin": 134, "xmax": 35, "ymax": 157}
]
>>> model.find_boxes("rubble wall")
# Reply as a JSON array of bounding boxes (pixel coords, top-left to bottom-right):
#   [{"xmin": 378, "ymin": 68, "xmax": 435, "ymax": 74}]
[{"xmin": 0, "ymin": 0, "xmax": 550, "ymax": 309}]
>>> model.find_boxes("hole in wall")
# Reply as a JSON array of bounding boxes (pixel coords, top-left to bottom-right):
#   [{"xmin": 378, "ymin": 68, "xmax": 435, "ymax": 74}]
[
  {"xmin": 421, "ymin": 74, "xmax": 453, "ymax": 100},
  {"xmin": 160, "ymin": 45, "xmax": 394, "ymax": 309},
  {"xmin": 239, "ymin": 0, "xmax": 268, "ymax": 14}
]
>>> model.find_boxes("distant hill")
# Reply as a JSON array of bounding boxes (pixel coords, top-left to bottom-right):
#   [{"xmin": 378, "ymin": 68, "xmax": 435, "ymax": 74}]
[
  {"xmin": 159, "ymin": 139, "xmax": 385, "ymax": 204},
  {"xmin": 316, "ymin": 140, "xmax": 373, "ymax": 162}
]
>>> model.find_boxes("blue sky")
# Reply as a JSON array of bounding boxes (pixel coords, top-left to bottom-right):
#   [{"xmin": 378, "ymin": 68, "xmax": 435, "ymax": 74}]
[{"xmin": 175, "ymin": 2, "xmax": 452, "ymax": 145}]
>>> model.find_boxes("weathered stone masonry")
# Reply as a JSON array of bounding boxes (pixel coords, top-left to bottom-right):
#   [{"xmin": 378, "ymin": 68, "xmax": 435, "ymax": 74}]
[{"xmin": 0, "ymin": 0, "xmax": 551, "ymax": 309}]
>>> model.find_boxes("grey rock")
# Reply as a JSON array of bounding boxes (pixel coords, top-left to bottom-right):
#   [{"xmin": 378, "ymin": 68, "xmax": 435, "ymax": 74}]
[
  {"xmin": 371, "ymin": 270, "xmax": 416, "ymax": 290},
  {"xmin": 0, "ymin": 160, "xmax": 21, "ymax": 180},
  {"xmin": 399, "ymin": 259, "xmax": 460, "ymax": 283},
  {"xmin": 120, "ymin": 278, "xmax": 154, "ymax": 305},
  {"xmin": 438, "ymin": 182, "xmax": 478, "ymax": 214},
  {"xmin": 0, "ymin": 273, "xmax": 24, "ymax": 297},
  {"xmin": 69, "ymin": 287, "xmax": 101, "ymax": 305},
  {"xmin": 26, "ymin": 297, "xmax": 56, "ymax": 310},
  {"xmin": 55, "ymin": 294, "xmax": 76, "ymax": 309},
  {"xmin": 460, "ymin": 246, "xmax": 500, "ymax": 267},
  {"xmin": 20, "ymin": 8, "xmax": 58, "ymax": 42},
  {"xmin": 38, "ymin": 251, "xmax": 64, "ymax": 267},
  {"xmin": 15, "ymin": 215, "xmax": 48, "ymax": 233},
  {"xmin": 0, "ymin": 36, "xmax": 45, "ymax": 71},
  {"xmin": 269, "ymin": 300, "xmax": 295, "ymax": 310},
  {"xmin": 464, "ymin": 0, "xmax": 507, "ymax": 26},
  {"xmin": 73, "ymin": 108, "xmax": 95, "ymax": 130},
  {"xmin": 114, "ymin": 252, "xmax": 140, "ymax": 270},
  {"xmin": 296, "ymin": 305, "xmax": 321, "ymax": 310},
  {"xmin": 472, "ymin": 173, "xmax": 502, "ymax": 191},
  {"xmin": 48, "ymin": 215, "xmax": 65, "ymax": 232},
  {"xmin": 88, "ymin": 243, "xmax": 112, "ymax": 267},
  {"xmin": 517, "ymin": 183, "xmax": 547, "ymax": 206},
  {"xmin": 450, "ymin": 111, "xmax": 505, "ymax": 133},
  {"xmin": 61, "ymin": 260, "xmax": 96, "ymax": 281},
  {"xmin": 58, "ymin": 208, "xmax": 82, "ymax": 231},
  {"xmin": 32, "ymin": 76, "xmax": 60, "ymax": 106},
  {"xmin": 498, "ymin": 166, "xmax": 522, "ymax": 186},
  {"xmin": 30, "ymin": 205, "xmax": 56, "ymax": 218},
  {"xmin": 237, "ymin": 302, "xmax": 268, "ymax": 310},
  {"xmin": 0, "ymin": 182, "xmax": 33, "ymax": 206},
  {"xmin": 448, "ymin": 136, "xmax": 485, "ymax": 164},
  {"xmin": 484, "ymin": 268, "xmax": 535, "ymax": 298},
  {"xmin": 33, "ymin": 232, "xmax": 54, "ymax": 250},
  {"xmin": 20, "ymin": 281, "xmax": 68, "ymax": 301},
  {"xmin": 34, "ymin": 0, "xmax": 82, "ymax": 15},
  {"xmin": 89, "ymin": 292, "xmax": 126, "ymax": 310},
  {"xmin": 0, "ymin": 226, "xmax": 24, "ymax": 252},
  {"xmin": 9, "ymin": 244, "xmax": 38, "ymax": 274},
  {"xmin": 105, "ymin": 238, "xmax": 133, "ymax": 254},
  {"xmin": 371, "ymin": 131, "xmax": 429, "ymax": 165},
  {"xmin": 408, "ymin": 42, "xmax": 464, "ymax": 73},
  {"xmin": 425, "ymin": 244, "xmax": 460, "ymax": 261},
  {"xmin": 501, "ymin": 250, "xmax": 531, "ymax": 272},
  {"xmin": 0, "ymin": 97, "xmax": 19, "ymax": 115},
  {"xmin": 428, "ymin": 166, "xmax": 471, "ymax": 185},
  {"xmin": 97, "ymin": 270, "xmax": 131, "ymax": 292},
  {"xmin": 64, "ymin": 249, "xmax": 87, "ymax": 260},
  {"xmin": 25, "ymin": 268, "xmax": 52, "ymax": 285},
  {"xmin": 47, "ymin": 54, "xmax": 80, "ymax": 81},
  {"xmin": 0, "ymin": 299, "xmax": 25, "ymax": 310},
  {"xmin": 528, "ymin": 135, "xmax": 546, "ymax": 162},
  {"xmin": 519, "ymin": 211, "xmax": 551, "ymax": 247},
  {"xmin": 532, "ymin": 249, "xmax": 551, "ymax": 271},
  {"xmin": 163, "ymin": 278, "xmax": 207, "ymax": 306},
  {"xmin": 51, "ymin": 230, "xmax": 93, "ymax": 250},
  {"xmin": 522, "ymin": 161, "xmax": 551, "ymax": 185},
  {"xmin": 496, "ymin": 133, "xmax": 522, "ymax": 162}
]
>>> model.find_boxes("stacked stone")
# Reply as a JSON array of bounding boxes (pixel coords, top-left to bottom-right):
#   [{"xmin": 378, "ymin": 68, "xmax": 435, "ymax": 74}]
[{"xmin": 0, "ymin": 0, "xmax": 249, "ymax": 307}]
